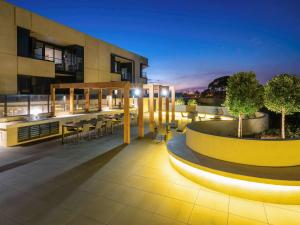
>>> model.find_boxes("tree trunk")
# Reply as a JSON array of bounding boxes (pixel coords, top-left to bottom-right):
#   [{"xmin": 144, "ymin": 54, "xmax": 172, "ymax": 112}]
[
  {"xmin": 238, "ymin": 114, "xmax": 243, "ymax": 138},
  {"xmin": 281, "ymin": 109, "xmax": 285, "ymax": 139}
]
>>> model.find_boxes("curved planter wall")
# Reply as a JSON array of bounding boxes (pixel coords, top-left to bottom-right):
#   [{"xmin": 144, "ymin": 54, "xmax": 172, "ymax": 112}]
[{"xmin": 186, "ymin": 121, "xmax": 300, "ymax": 167}]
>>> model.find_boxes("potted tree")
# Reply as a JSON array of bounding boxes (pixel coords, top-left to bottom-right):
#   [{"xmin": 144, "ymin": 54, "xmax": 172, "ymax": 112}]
[
  {"xmin": 187, "ymin": 99, "xmax": 197, "ymax": 112},
  {"xmin": 264, "ymin": 74, "xmax": 300, "ymax": 139},
  {"xmin": 225, "ymin": 72, "xmax": 264, "ymax": 138}
]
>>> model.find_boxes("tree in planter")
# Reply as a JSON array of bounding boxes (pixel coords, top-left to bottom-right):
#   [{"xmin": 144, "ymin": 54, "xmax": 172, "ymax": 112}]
[
  {"xmin": 264, "ymin": 74, "xmax": 300, "ymax": 139},
  {"xmin": 175, "ymin": 97, "xmax": 185, "ymax": 105},
  {"xmin": 225, "ymin": 72, "xmax": 264, "ymax": 138}
]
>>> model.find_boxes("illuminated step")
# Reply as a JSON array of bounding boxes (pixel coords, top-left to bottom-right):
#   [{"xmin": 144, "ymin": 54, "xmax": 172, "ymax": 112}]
[{"xmin": 167, "ymin": 135, "xmax": 300, "ymax": 204}]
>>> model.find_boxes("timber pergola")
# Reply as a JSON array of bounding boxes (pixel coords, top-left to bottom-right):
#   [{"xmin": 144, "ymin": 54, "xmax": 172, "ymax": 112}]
[
  {"xmin": 50, "ymin": 81, "xmax": 175, "ymax": 145},
  {"xmin": 142, "ymin": 84, "xmax": 176, "ymax": 132}
]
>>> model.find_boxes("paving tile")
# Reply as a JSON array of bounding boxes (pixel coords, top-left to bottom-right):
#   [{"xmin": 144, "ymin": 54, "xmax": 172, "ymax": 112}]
[
  {"xmin": 265, "ymin": 204, "xmax": 300, "ymax": 225},
  {"xmin": 188, "ymin": 205, "xmax": 228, "ymax": 225},
  {"xmin": 66, "ymin": 215, "xmax": 104, "ymax": 225},
  {"xmin": 24, "ymin": 206, "xmax": 75, "ymax": 225},
  {"xmin": 228, "ymin": 214, "xmax": 268, "ymax": 225},
  {"xmin": 80, "ymin": 196, "xmax": 125, "ymax": 224},
  {"xmin": 0, "ymin": 212, "xmax": 22, "ymax": 225},
  {"xmin": 195, "ymin": 189, "xmax": 229, "ymax": 212},
  {"xmin": 229, "ymin": 197, "xmax": 268, "ymax": 223},
  {"xmin": 107, "ymin": 205, "xmax": 152, "ymax": 225}
]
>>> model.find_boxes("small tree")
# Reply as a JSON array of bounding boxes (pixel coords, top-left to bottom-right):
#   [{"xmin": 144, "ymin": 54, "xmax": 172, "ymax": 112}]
[
  {"xmin": 264, "ymin": 74, "xmax": 300, "ymax": 139},
  {"xmin": 225, "ymin": 72, "xmax": 264, "ymax": 138},
  {"xmin": 187, "ymin": 99, "xmax": 197, "ymax": 106},
  {"xmin": 175, "ymin": 97, "xmax": 185, "ymax": 105}
]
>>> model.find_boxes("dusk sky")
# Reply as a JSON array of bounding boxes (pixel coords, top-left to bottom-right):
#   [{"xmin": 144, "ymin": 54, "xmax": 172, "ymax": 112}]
[{"xmin": 8, "ymin": 0, "xmax": 300, "ymax": 90}]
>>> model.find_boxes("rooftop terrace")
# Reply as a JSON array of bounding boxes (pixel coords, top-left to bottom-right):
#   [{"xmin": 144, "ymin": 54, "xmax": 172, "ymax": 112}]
[{"xmin": 0, "ymin": 125, "xmax": 299, "ymax": 225}]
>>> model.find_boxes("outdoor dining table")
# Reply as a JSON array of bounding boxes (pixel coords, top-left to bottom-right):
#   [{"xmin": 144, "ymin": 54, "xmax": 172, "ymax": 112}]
[{"xmin": 61, "ymin": 122, "xmax": 83, "ymax": 144}]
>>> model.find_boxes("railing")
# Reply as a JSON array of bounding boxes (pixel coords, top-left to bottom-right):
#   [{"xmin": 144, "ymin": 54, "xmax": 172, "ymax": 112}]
[
  {"xmin": 0, "ymin": 95, "xmax": 50, "ymax": 117},
  {"xmin": 0, "ymin": 94, "xmax": 110, "ymax": 118}
]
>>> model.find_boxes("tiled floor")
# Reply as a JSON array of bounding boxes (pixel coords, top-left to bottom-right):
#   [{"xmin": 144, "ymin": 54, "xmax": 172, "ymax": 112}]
[{"xmin": 0, "ymin": 129, "xmax": 299, "ymax": 224}]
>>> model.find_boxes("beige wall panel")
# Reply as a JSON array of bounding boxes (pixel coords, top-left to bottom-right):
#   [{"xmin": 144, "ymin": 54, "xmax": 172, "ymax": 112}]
[
  {"xmin": 85, "ymin": 68, "xmax": 99, "ymax": 83},
  {"xmin": 85, "ymin": 36, "xmax": 99, "ymax": 70},
  {"xmin": 31, "ymin": 14, "xmax": 85, "ymax": 46},
  {"xmin": 111, "ymin": 73, "xmax": 121, "ymax": 82},
  {"xmin": 98, "ymin": 70, "xmax": 112, "ymax": 82},
  {"xmin": 15, "ymin": 7, "xmax": 32, "ymax": 30},
  {"xmin": 0, "ymin": 2, "xmax": 16, "ymax": 55},
  {"xmin": 0, "ymin": 1, "xmax": 15, "ymax": 25},
  {"xmin": 0, "ymin": 53, "xmax": 17, "ymax": 94},
  {"xmin": 0, "ymin": 24, "xmax": 16, "ymax": 55},
  {"xmin": 98, "ymin": 41, "xmax": 111, "ymax": 71},
  {"xmin": 17, "ymin": 57, "xmax": 55, "ymax": 77}
]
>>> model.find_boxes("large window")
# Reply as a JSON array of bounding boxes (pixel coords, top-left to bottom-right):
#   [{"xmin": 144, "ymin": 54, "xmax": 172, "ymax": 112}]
[
  {"xmin": 45, "ymin": 45, "xmax": 54, "ymax": 61},
  {"xmin": 18, "ymin": 75, "xmax": 53, "ymax": 95},
  {"xmin": 34, "ymin": 41, "xmax": 43, "ymax": 60},
  {"xmin": 111, "ymin": 54, "xmax": 134, "ymax": 82},
  {"xmin": 17, "ymin": 27, "xmax": 31, "ymax": 57}
]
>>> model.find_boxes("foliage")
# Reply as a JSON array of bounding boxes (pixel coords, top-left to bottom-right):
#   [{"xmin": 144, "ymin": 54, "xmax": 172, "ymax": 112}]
[
  {"xmin": 264, "ymin": 74, "xmax": 300, "ymax": 115},
  {"xmin": 225, "ymin": 71, "xmax": 264, "ymax": 117},
  {"xmin": 175, "ymin": 97, "xmax": 185, "ymax": 105},
  {"xmin": 187, "ymin": 99, "xmax": 197, "ymax": 106},
  {"xmin": 208, "ymin": 76, "xmax": 230, "ymax": 91}
]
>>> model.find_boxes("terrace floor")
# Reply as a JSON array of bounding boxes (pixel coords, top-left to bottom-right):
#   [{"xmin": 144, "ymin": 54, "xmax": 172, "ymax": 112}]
[{"xmin": 0, "ymin": 127, "xmax": 299, "ymax": 224}]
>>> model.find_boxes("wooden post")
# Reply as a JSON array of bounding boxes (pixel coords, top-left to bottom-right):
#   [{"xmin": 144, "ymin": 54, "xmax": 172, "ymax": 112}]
[
  {"xmin": 108, "ymin": 89, "xmax": 113, "ymax": 109},
  {"xmin": 149, "ymin": 84, "xmax": 155, "ymax": 132},
  {"xmin": 171, "ymin": 86, "xmax": 175, "ymax": 122},
  {"xmin": 84, "ymin": 89, "xmax": 90, "ymax": 113},
  {"xmin": 69, "ymin": 88, "xmax": 74, "ymax": 114},
  {"xmin": 158, "ymin": 85, "xmax": 162, "ymax": 127},
  {"xmin": 98, "ymin": 89, "xmax": 102, "ymax": 111},
  {"xmin": 165, "ymin": 88, "xmax": 170, "ymax": 126},
  {"xmin": 120, "ymin": 89, "xmax": 124, "ymax": 108},
  {"xmin": 138, "ymin": 89, "xmax": 144, "ymax": 138},
  {"xmin": 50, "ymin": 87, "xmax": 56, "ymax": 116},
  {"xmin": 123, "ymin": 84, "xmax": 130, "ymax": 144}
]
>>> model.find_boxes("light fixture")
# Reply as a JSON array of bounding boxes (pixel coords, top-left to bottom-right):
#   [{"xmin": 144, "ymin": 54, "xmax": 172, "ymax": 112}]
[
  {"xmin": 161, "ymin": 89, "xmax": 168, "ymax": 97},
  {"xmin": 169, "ymin": 154, "xmax": 300, "ymax": 204},
  {"xmin": 134, "ymin": 88, "xmax": 141, "ymax": 97}
]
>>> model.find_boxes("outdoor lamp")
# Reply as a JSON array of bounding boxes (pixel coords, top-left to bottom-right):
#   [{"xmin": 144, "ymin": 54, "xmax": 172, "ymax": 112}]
[
  {"xmin": 161, "ymin": 89, "xmax": 169, "ymax": 97},
  {"xmin": 134, "ymin": 88, "xmax": 141, "ymax": 97}
]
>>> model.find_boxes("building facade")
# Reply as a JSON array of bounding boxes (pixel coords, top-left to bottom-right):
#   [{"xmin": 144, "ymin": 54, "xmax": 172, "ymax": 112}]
[{"xmin": 0, "ymin": 1, "xmax": 148, "ymax": 95}]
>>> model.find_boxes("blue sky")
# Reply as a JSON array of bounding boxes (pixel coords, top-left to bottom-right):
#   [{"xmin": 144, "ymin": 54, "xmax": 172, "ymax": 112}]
[{"xmin": 8, "ymin": 0, "xmax": 300, "ymax": 90}]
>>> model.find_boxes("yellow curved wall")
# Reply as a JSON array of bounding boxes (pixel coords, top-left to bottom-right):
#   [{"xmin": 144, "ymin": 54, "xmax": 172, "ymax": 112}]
[{"xmin": 186, "ymin": 127, "xmax": 300, "ymax": 167}]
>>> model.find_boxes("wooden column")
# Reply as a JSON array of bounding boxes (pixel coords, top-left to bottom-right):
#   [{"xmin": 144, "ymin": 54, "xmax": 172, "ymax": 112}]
[
  {"xmin": 123, "ymin": 85, "xmax": 130, "ymax": 144},
  {"xmin": 171, "ymin": 86, "xmax": 175, "ymax": 122},
  {"xmin": 69, "ymin": 88, "xmax": 74, "ymax": 114},
  {"xmin": 50, "ymin": 87, "xmax": 56, "ymax": 117},
  {"xmin": 84, "ymin": 89, "xmax": 90, "ymax": 113},
  {"xmin": 120, "ymin": 89, "xmax": 124, "ymax": 108},
  {"xmin": 138, "ymin": 89, "xmax": 144, "ymax": 138},
  {"xmin": 108, "ymin": 89, "xmax": 113, "ymax": 109},
  {"xmin": 149, "ymin": 84, "xmax": 155, "ymax": 132},
  {"xmin": 165, "ymin": 88, "xmax": 170, "ymax": 125},
  {"xmin": 158, "ymin": 85, "xmax": 162, "ymax": 127},
  {"xmin": 98, "ymin": 89, "xmax": 102, "ymax": 111}
]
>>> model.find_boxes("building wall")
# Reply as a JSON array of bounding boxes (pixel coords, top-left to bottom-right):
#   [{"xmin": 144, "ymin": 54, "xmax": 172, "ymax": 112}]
[{"xmin": 0, "ymin": 1, "xmax": 148, "ymax": 94}]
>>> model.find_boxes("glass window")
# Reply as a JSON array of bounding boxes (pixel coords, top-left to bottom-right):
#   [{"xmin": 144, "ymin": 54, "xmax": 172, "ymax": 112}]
[
  {"xmin": 45, "ymin": 45, "xmax": 54, "ymax": 61},
  {"xmin": 34, "ymin": 41, "xmax": 43, "ymax": 60},
  {"xmin": 54, "ymin": 49, "xmax": 62, "ymax": 64}
]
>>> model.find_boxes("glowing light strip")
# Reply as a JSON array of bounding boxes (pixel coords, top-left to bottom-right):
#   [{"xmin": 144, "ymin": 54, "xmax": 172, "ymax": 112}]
[{"xmin": 169, "ymin": 154, "xmax": 300, "ymax": 193}]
